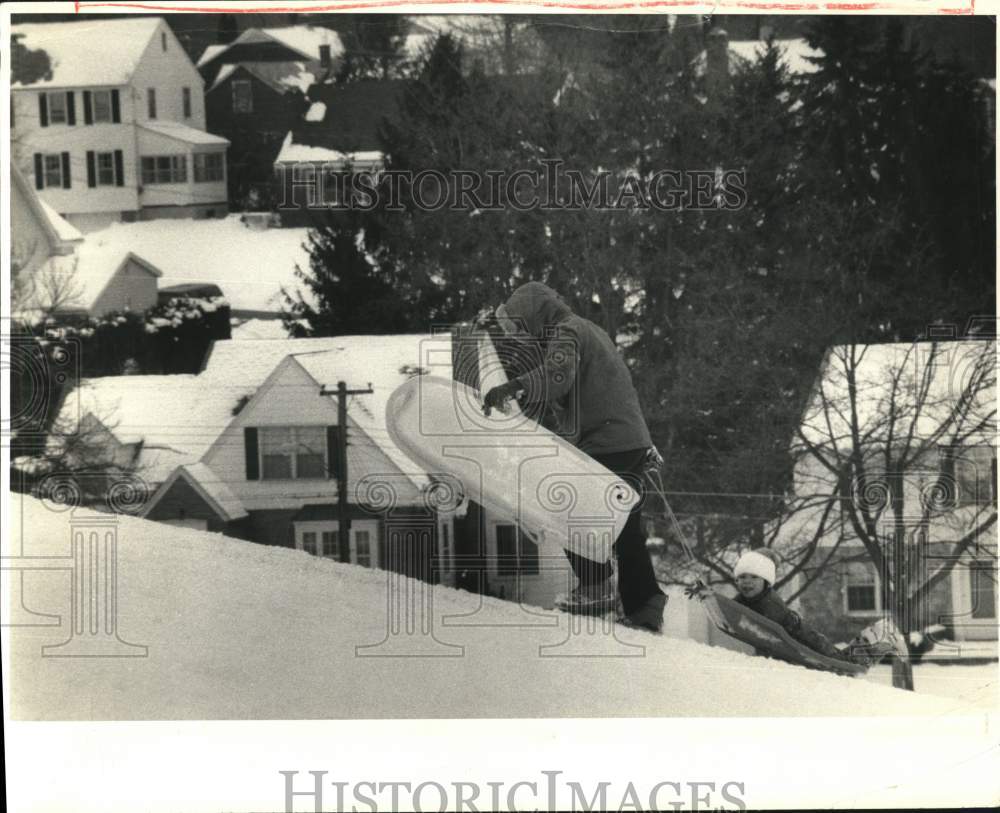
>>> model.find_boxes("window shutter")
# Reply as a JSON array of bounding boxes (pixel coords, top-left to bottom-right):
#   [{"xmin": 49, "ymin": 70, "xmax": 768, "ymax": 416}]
[
  {"xmin": 86, "ymin": 151, "xmax": 96, "ymax": 187},
  {"xmin": 114, "ymin": 150, "xmax": 124, "ymax": 186},
  {"xmin": 83, "ymin": 90, "xmax": 93, "ymax": 125},
  {"xmin": 34, "ymin": 153, "xmax": 43, "ymax": 189},
  {"xmin": 326, "ymin": 426, "xmax": 340, "ymax": 479},
  {"xmin": 66, "ymin": 91, "xmax": 76, "ymax": 125},
  {"xmin": 111, "ymin": 89, "xmax": 120, "ymax": 123},
  {"xmin": 38, "ymin": 93, "xmax": 48, "ymax": 127},
  {"xmin": 244, "ymin": 427, "xmax": 260, "ymax": 481},
  {"xmin": 61, "ymin": 152, "xmax": 71, "ymax": 189}
]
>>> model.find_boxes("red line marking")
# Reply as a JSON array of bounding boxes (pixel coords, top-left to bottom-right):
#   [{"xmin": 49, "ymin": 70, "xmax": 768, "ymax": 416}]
[{"xmin": 74, "ymin": 0, "xmax": 977, "ymax": 14}]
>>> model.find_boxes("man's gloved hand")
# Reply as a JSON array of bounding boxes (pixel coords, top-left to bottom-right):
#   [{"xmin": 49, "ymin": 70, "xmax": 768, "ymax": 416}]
[
  {"xmin": 472, "ymin": 306, "xmax": 496, "ymax": 332},
  {"xmin": 482, "ymin": 380, "xmax": 521, "ymax": 416},
  {"xmin": 684, "ymin": 580, "xmax": 709, "ymax": 600}
]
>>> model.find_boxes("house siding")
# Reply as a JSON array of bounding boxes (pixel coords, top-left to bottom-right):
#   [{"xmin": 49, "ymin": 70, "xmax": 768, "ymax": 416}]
[
  {"xmin": 145, "ymin": 475, "xmax": 228, "ymax": 532},
  {"xmin": 90, "ymin": 257, "xmax": 159, "ymax": 315}
]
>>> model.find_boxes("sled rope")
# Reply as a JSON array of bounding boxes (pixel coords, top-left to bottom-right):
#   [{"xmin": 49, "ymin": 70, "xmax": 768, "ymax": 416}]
[{"xmin": 642, "ymin": 457, "xmax": 702, "ymax": 571}]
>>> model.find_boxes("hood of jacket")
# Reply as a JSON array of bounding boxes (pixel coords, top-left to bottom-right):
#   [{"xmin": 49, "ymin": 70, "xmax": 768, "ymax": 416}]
[{"xmin": 501, "ymin": 282, "xmax": 574, "ymax": 339}]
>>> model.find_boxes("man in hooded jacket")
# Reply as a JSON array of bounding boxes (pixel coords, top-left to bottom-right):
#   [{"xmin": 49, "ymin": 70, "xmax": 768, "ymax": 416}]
[{"xmin": 482, "ymin": 282, "xmax": 668, "ymax": 632}]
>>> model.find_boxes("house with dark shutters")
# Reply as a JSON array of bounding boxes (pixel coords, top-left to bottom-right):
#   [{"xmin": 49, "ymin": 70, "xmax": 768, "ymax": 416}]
[
  {"xmin": 11, "ymin": 17, "xmax": 229, "ymax": 233},
  {"xmin": 46, "ymin": 332, "xmax": 567, "ymax": 601},
  {"xmin": 196, "ymin": 24, "xmax": 342, "ymax": 206}
]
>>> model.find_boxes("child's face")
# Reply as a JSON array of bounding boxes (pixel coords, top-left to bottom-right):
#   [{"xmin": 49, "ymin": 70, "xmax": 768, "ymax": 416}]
[{"xmin": 737, "ymin": 573, "xmax": 767, "ymax": 599}]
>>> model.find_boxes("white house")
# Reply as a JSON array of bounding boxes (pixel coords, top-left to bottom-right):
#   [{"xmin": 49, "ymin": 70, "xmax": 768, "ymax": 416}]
[
  {"xmin": 12, "ymin": 17, "xmax": 229, "ymax": 233},
  {"xmin": 10, "ymin": 162, "xmax": 82, "ymax": 277},
  {"xmin": 773, "ymin": 340, "xmax": 997, "ymax": 655}
]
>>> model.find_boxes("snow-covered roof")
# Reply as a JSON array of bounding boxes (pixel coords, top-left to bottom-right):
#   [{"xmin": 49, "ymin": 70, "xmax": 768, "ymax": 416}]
[
  {"xmin": 202, "ymin": 334, "xmax": 456, "ymax": 491},
  {"xmin": 305, "ymin": 101, "xmax": 327, "ymax": 122},
  {"xmin": 77, "ymin": 216, "xmax": 313, "ymax": 315},
  {"xmin": 197, "ymin": 43, "xmax": 229, "ymax": 68},
  {"xmin": 208, "ymin": 61, "xmax": 316, "ymax": 95},
  {"xmin": 209, "ymin": 63, "xmax": 239, "ymax": 90},
  {"xmin": 199, "ymin": 25, "xmax": 343, "ymax": 67},
  {"xmin": 231, "ymin": 318, "xmax": 290, "ymax": 341},
  {"xmin": 145, "ymin": 462, "xmax": 248, "ymax": 521},
  {"xmin": 139, "ymin": 120, "xmax": 230, "ymax": 146},
  {"xmin": 62, "ymin": 374, "xmax": 238, "ymax": 483},
  {"xmin": 32, "ymin": 250, "xmax": 162, "ymax": 315},
  {"xmin": 693, "ymin": 38, "xmax": 823, "ymax": 78},
  {"xmin": 274, "ymin": 131, "xmax": 383, "ymax": 167},
  {"xmin": 798, "ymin": 341, "xmax": 997, "ymax": 449},
  {"xmin": 12, "ymin": 17, "xmax": 163, "ymax": 89},
  {"xmin": 37, "ymin": 199, "xmax": 83, "ymax": 244}
]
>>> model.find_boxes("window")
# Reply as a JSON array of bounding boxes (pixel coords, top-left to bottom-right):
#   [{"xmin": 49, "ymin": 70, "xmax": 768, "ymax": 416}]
[
  {"xmin": 355, "ymin": 531, "xmax": 372, "ymax": 568},
  {"xmin": 940, "ymin": 445, "xmax": 997, "ymax": 507},
  {"xmin": 147, "ymin": 88, "xmax": 157, "ymax": 119},
  {"xmin": 97, "ymin": 152, "xmax": 115, "ymax": 185},
  {"xmin": 232, "ymin": 79, "xmax": 253, "ymax": 113},
  {"xmin": 321, "ymin": 531, "xmax": 340, "ymax": 559},
  {"xmin": 970, "ymin": 560, "xmax": 997, "ymax": 620},
  {"xmin": 194, "ymin": 152, "xmax": 224, "ymax": 182},
  {"xmin": 141, "ymin": 155, "xmax": 187, "ymax": 184},
  {"xmin": 92, "ymin": 89, "xmax": 112, "ymax": 122},
  {"xmin": 161, "ymin": 32, "xmax": 167, "ymax": 51},
  {"xmin": 43, "ymin": 154, "xmax": 63, "ymax": 187},
  {"xmin": 259, "ymin": 426, "xmax": 326, "ymax": 480},
  {"xmin": 48, "ymin": 91, "xmax": 67, "ymax": 124},
  {"xmin": 844, "ymin": 561, "xmax": 881, "ymax": 614},
  {"xmin": 302, "ymin": 532, "xmax": 318, "ymax": 556},
  {"xmin": 182, "ymin": 86, "xmax": 192, "ymax": 118}
]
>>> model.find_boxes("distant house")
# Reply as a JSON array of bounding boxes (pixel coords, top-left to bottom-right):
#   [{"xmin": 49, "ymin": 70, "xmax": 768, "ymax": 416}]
[
  {"xmin": 197, "ymin": 24, "xmax": 343, "ymax": 206},
  {"xmin": 11, "ymin": 17, "xmax": 230, "ymax": 234},
  {"xmin": 273, "ymin": 79, "xmax": 406, "ymax": 224},
  {"xmin": 772, "ymin": 341, "xmax": 997, "ymax": 657}
]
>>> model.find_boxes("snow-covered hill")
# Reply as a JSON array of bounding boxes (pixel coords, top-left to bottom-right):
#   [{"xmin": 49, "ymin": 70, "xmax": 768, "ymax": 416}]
[{"xmin": 8, "ymin": 496, "xmax": 989, "ymax": 719}]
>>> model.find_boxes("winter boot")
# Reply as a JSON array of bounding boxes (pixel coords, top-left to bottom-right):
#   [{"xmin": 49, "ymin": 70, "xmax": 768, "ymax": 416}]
[
  {"xmin": 554, "ymin": 576, "xmax": 618, "ymax": 615},
  {"xmin": 617, "ymin": 592, "xmax": 669, "ymax": 634}
]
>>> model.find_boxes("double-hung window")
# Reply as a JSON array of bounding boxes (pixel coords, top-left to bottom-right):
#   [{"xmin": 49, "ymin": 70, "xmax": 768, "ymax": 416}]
[{"xmin": 260, "ymin": 426, "xmax": 326, "ymax": 480}]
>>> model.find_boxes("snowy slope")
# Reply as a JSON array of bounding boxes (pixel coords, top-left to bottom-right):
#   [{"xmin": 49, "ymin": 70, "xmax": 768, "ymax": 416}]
[{"xmin": 9, "ymin": 496, "xmax": 990, "ymax": 720}]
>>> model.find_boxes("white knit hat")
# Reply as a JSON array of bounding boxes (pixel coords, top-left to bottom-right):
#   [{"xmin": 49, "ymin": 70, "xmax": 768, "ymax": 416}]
[{"xmin": 734, "ymin": 550, "xmax": 777, "ymax": 585}]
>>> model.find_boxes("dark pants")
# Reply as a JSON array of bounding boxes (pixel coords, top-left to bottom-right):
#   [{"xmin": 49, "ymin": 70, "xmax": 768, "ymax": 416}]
[{"xmin": 564, "ymin": 448, "xmax": 665, "ymax": 616}]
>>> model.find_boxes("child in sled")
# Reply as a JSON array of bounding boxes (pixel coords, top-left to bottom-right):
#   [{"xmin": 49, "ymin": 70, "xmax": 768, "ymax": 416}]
[{"xmin": 730, "ymin": 549, "xmax": 901, "ymax": 667}]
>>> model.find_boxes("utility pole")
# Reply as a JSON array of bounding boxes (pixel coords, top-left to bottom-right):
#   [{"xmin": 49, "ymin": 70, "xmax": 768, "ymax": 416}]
[{"xmin": 321, "ymin": 380, "xmax": 373, "ymax": 562}]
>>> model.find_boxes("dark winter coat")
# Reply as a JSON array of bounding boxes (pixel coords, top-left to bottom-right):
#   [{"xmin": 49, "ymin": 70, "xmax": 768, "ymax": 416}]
[
  {"xmin": 500, "ymin": 282, "xmax": 652, "ymax": 456},
  {"xmin": 736, "ymin": 586, "xmax": 847, "ymax": 661}
]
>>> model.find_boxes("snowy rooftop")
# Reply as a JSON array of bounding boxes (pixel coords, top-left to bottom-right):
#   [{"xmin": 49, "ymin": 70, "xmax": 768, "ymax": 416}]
[
  {"xmin": 139, "ymin": 120, "xmax": 230, "ymax": 146},
  {"xmin": 203, "ymin": 334, "xmax": 455, "ymax": 487},
  {"xmin": 274, "ymin": 131, "xmax": 383, "ymax": 167},
  {"xmin": 798, "ymin": 341, "xmax": 997, "ymax": 447},
  {"xmin": 37, "ymin": 199, "xmax": 83, "ymax": 244},
  {"xmin": 62, "ymin": 374, "xmax": 238, "ymax": 483},
  {"xmin": 198, "ymin": 25, "xmax": 343, "ymax": 66},
  {"xmin": 692, "ymin": 38, "xmax": 822, "ymax": 78},
  {"xmin": 11, "ymin": 493, "xmax": 990, "ymax": 719},
  {"xmin": 76, "ymin": 216, "xmax": 313, "ymax": 315},
  {"xmin": 208, "ymin": 61, "xmax": 317, "ymax": 95},
  {"xmin": 12, "ymin": 17, "xmax": 163, "ymax": 89}
]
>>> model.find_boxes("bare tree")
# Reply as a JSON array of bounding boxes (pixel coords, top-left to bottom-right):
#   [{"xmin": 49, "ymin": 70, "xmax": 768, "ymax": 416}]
[{"xmin": 12, "ymin": 240, "xmax": 85, "ymax": 326}]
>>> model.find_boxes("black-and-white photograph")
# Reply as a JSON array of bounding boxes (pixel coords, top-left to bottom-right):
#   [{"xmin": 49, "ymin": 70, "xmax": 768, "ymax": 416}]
[{"xmin": 3, "ymin": 2, "xmax": 997, "ymax": 810}]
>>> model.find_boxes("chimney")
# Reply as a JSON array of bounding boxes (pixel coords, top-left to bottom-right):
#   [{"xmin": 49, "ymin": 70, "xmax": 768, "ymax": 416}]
[
  {"xmin": 706, "ymin": 27, "xmax": 730, "ymax": 100},
  {"xmin": 319, "ymin": 44, "xmax": 331, "ymax": 69}
]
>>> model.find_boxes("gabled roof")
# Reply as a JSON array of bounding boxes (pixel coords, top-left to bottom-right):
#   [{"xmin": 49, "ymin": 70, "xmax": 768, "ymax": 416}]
[
  {"xmin": 797, "ymin": 340, "xmax": 997, "ymax": 449},
  {"xmin": 56, "ymin": 374, "xmax": 241, "ymax": 484},
  {"xmin": 11, "ymin": 163, "xmax": 82, "ymax": 254},
  {"xmin": 197, "ymin": 25, "xmax": 343, "ymax": 67},
  {"xmin": 12, "ymin": 17, "xmax": 165, "ymax": 89},
  {"xmin": 142, "ymin": 462, "xmax": 248, "ymax": 522},
  {"xmin": 201, "ymin": 334, "xmax": 456, "ymax": 491},
  {"xmin": 139, "ymin": 120, "xmax": 231, "ymax": 146},
  {"xmin": 208, "ymin": 61, "xmax": 318, "ymax": 95}
]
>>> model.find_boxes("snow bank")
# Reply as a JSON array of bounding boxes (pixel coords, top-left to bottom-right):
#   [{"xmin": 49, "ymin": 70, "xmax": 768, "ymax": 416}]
[{"xmin": 8, "ymin": 496, "xmax": 985, "ymax": 720}]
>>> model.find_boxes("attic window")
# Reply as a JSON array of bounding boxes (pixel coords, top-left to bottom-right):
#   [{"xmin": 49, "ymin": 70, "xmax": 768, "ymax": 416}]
[
  {"xmin": 162, "ymin": 32, "xmax": 167, "ymax": 51},
  {"xmin": 232, "ymin": 80, "xmax": 253, "ymax": 114}
]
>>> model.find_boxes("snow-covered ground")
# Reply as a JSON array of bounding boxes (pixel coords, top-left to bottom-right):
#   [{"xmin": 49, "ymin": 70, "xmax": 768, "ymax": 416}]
[
  {"xmin": 7, "ymin": 495, "xmax": 993, "ymax": 720},
  {"xmin": 864, "ymin": 661, "xmax": 998, "ymax": 711},
  {"xmin": 75, "ymin": 216, "xmax": 313, "ymax": 316}
]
